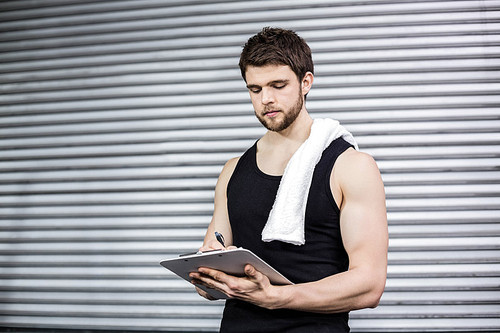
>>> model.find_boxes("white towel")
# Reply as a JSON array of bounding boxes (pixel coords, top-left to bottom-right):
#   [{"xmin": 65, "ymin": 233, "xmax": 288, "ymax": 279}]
[{"xmin": 261, "ymin": 118, "xmax": 358, "ymax": 245}]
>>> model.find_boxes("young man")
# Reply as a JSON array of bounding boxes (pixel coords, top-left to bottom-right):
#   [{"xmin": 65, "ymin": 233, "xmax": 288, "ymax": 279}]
[{"xmin": 189, "ymin": 27, "xmax": 388, "ymax": 332}]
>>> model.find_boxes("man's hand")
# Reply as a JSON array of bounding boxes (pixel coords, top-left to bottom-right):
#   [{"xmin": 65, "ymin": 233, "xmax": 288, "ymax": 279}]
[
  {"xmin": 193, "ymin": 241, "xmax": 237, "ymax": 300},
  {"xmin": 198, "ymin": 239, "xmax": 225, "ymax": 252},
  {"xmin": 189, "ymin": 264, "xmax": 282, "ymax": 309}
]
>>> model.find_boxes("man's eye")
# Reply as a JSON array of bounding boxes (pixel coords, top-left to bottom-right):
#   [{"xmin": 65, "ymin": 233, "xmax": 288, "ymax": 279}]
[
  {"xmin": 274, "ymin": 85, "xmax": 286, "ymax": 89},
  {"xmin": 250, "ymin": 88, "xmax": 261, "ymax": 93}
]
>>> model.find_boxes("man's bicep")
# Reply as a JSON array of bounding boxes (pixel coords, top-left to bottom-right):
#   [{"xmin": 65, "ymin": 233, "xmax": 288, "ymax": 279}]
[
  {"xmin": 205, "ymin": 157, "xmax": 239, "ymax": 246},
  {"xmin": 338, "ymin": 153, "xmax": 388, "ymax": 272}
]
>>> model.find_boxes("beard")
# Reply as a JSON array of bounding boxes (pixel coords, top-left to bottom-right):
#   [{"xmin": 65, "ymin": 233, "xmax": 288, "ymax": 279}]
[{"xmin": 255, "ymin": 90, "xmax": 304, "ymax": 132}]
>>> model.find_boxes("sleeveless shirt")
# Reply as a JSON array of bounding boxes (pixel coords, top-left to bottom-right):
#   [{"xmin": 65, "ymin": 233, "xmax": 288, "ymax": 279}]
[{"xmin": 221, "ymin": 137, "xmax": 353, "ymax": 333}]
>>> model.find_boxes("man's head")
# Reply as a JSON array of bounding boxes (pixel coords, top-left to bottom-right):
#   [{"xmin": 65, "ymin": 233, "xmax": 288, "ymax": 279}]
[{"xmin": 239, "ymin": 27, "xmax": 314, "ymax": 83}]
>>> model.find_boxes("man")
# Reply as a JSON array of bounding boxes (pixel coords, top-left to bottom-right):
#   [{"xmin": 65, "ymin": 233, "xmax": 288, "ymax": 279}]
[{"xmin": 189, "ymin": 27, "xmax": 388, "ymax": 332}]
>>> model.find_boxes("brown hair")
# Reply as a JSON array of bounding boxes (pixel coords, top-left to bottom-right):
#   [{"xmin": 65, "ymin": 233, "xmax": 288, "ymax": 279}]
[{"xmin": 239, "ymin": 27, "xmax": 314, "ymax": 82}]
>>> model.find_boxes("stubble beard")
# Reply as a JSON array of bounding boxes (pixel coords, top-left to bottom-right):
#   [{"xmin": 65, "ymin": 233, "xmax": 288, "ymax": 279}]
[{"xmin": 255, "ymin": 91, "xmax": 304, "ymax": 132}]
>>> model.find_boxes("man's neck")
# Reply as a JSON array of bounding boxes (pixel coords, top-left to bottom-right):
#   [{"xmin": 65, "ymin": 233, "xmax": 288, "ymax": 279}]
[
  {"xmin": 256, "ymin": 110, "xmax": 314, "ymax": 176},
  {"xmin": 263, "ymin": 110, "xmax": 313, "ymax": 148}
]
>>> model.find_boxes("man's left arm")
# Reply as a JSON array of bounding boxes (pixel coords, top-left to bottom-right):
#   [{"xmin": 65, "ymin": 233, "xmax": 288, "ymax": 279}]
[{"xmin": 191, "ymin": 150, "xmax": 388, "ymax": 313}]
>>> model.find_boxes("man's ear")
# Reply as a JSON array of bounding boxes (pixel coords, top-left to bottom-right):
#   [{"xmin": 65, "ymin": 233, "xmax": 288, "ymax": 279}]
[{"xmin": 302, "ymin": 72, "xmax": 314, "ymax": 96}]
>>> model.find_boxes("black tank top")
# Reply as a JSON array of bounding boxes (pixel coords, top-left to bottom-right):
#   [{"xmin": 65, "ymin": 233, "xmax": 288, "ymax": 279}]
[{"xmin": 221, "ymin": 137, "xmax": 353, "ymax": 333}]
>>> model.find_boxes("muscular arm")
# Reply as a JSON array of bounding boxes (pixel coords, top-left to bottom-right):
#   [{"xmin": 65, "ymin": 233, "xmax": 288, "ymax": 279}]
[
  {"xmin": 193, "ymin": 157, "xmax": 238, "ymax": 300},
  {"xmin": 201, "ymin": 157, "xmax": 238, "ymax": 250},
  {"xmin": 192, "ymin": 149, "xmax": 388, "ymax": 313},
  {"xmin": 274, "ymin": 150, "xmax": 388, "ymax": 312}
]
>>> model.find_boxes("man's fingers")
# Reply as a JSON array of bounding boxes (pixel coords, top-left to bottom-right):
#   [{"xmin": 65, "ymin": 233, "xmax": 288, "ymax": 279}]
[
  {"xmin": 194, "ymin": 285, "xmax": 217, "ymax": 301},
  {"xmin": 199, "ymin": 239, "xmax": 225, "ymax": 252},
  {"xmin": 198, "ymin": 267, "xmax": 227, "ymax": 282},
  {"xmin": 245, "ymin": 264, "xmax": 254, "ymax": 276},
  {"xmin": 191, "ymin": 268, "xmax": 230, "ymax": 294},
  {"xmin": 244, "ymin": 264, "xmax": 260, "ymax": 279}
]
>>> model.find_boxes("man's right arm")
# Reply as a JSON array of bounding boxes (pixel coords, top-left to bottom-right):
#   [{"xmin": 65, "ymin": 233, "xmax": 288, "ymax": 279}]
[
  {"xmin": 199, "ymin": 157, "xmax": 239, "ymax": 251},
  {"xmin": 194, "ymin": 157, "xmax": 239, "ymax": 300}
]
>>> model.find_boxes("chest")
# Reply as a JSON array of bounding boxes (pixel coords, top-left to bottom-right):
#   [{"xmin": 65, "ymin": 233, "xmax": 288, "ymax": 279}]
[{"xmin": 255, "ymin": 148, "xmax": 295, "ymax": 176}]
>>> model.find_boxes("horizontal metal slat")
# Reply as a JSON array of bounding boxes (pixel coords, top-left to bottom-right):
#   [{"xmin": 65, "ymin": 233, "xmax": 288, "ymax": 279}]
[
  {"xmin": 0, "ymin": 188, "xmax": 214, "ymax": 203},
  {"xmin": 0, "ymin": 178, "xmax": 218, "ymax": 194},
  {"xmin": 389, "ymin": 237, "xmax": 500, "ymax": 251},
  {"xmin": 0, "ymin": 241, "xmax": 201, "ymax": 254},
  {"xmin": 387, "ymin": 197, "xmax": 500, "ymax": 211},
  {"xmin": 0, "ymin": 154, "xmax": 234, "ymax": 173},
  {"xmin": 4, "ymin": 21, "xmax": 500, "ymax": 55},
  {"xmin": 0, "ymin": 216, "xmax": 211, "ymax": 230},
  {"xmin": 2, "ymin": 69, "xmax": 500, "ymax": 97},
  {"xmin": 0, "ymin": 254, "xmax": 179, "ymax": 266},
  {"xmin": 0, "ymin": 266, "xmax": 183, "ymax": 278},
  {"xmin": 350, "ymin": 318, "xmax": 500, "ymax": 332},
  {"xmin": 2, "ymin": 56, "xmax": 498, "ymax": 87},
  {"xmin": 0, "ymin": 250, "xmax": 480, "ymax": 267},
  {"xmin": 0, "ymin": 228, "xmax": 207, "ymax": 242},
  {"xmin": 385, "ymin": 184, "xmax": 500, "ymax": 198},
  {"xmin": 1, "ymin": 8, "xmax": 495, "ymax": 47},
  {"xmin": 4, "ymin": 170, "xmax": 496, "ymax": 194},
  {"xmin": 377, "ymin": 158, "xmax": 500, "ymax": 172},
  {"xmin": 2, "ymin": 119, "xmax": 498, "ymax": 145},
  {"xmin": 2, "ymin": 263, "xmax": 498, "ymax": 279},
  {"xmin": 0, "ymin": 278, "xmax": 191, "ymax": 290},
  {"xmin": 0, "ymin": 0, "xmax": 223, "ymax": 22},
  {"xmin": 314, "ymin": 58, "xmax": 500, "ymax": 74},
  {"xmin": 1, "ymin": 185, "xmax": 498, "ymax": 207},
  {"xmin": 387, "ymin": 263, "xmax": 500, "ymax": 278},
  {"xmin": 388, "ymin": 250, "xmax": 500, "ymax": 264},
  {"xmin": 0, "ymin": 1, "xmax": 492, "ymax": 32},
  {"xmin": 389, "ymin": 223, "xmax": 500, "ymax": 237},
  {"xmin": 0, "ymin": 166, "xmax": 224, "ymax": 183},
  {"xmin": 1, "ymin": 289, "xmax": 498, "ymax": 306},
  {"xmin": 0, "ymin": 290, "xmax": 206, "ymax": 304},
  {"xmin": 3, "ymin": 94, "xmax": 498, "ymax": 116},
  {"xmin": 0, "ymin": 203, "xmax": 215, "ymax": 217},
  {"xmin": 3, "ymin": 171, "xmax": 497, "ymax": 193},
  {"xmin": 3, "ymin": 138, "xmax": 252, "ymax": 160},
  {"xmin": 1, "ymin": 108, "xmax": 497, "ymax": 129},
  {"xmin": 381, "ymin": 290, "xmax": 500, "ymax": 305},
  {"xmin": 387, "ymin": 210, "xmax": 500, "ymax": 224},
  {"xmin": 0, "ymin": 158, "xmax": 497, "ymax": 184},
  {"xmin": 1, "ymin": 135, "xmax": 498, "ymax": 160},
  {"xmin": 385, "ymin": 276, "xmax": 500, "ymax": 291},
  {"xmin": 353, "ymin": 304, "xmax": 500, "ymax": 319},
  {"xmin": 382, "ymin": 171, "xmax": 500, "ymax": 185},
  {"xmin": 3, "ymin": 82, "xmax": 500, "ymax": 106},
  {"xmin": 0, "ymin": 315, "xmax": 222, "ymax": 332},
  {"xmin": 0, "ymin": 303, "xmax": 224, "ymax": 318},
  {"xmin": 2, "ymin": 34, "xmax": 498, "ymax": 65}
]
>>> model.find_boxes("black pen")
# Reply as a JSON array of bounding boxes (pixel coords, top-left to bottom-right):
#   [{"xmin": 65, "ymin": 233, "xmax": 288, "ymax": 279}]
[{"xmin": 215, "ymin": 231, "xmax": 225, "ymax": 247}]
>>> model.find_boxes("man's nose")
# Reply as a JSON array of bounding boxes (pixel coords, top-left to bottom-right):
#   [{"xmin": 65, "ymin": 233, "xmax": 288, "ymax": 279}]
[{"xmin": 261, "ymin": 88, "xmax": 275, "ymax": 105}]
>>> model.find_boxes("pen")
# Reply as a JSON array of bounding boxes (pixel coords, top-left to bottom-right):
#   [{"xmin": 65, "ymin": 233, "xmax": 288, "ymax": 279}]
[{"xmin": 215, "ymin": 231, "xmax": 225, "ymax": 247}]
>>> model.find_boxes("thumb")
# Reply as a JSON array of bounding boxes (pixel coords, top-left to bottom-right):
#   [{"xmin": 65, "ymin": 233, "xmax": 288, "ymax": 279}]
[{"xmin": 244, "ymin": 264, "xmax": 257, "ymax": 278}]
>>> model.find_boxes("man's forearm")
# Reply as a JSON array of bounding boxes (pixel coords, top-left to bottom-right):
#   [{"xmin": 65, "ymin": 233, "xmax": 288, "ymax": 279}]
[{"xmin": 269, "ymin": 266, "xmax": 385, "ymax": 314}]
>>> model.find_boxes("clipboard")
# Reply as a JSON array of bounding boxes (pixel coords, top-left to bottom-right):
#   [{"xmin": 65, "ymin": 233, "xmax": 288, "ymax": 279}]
[{"xmin": 160, "ymin": 248, "xmax": 293, "ymax": 299}]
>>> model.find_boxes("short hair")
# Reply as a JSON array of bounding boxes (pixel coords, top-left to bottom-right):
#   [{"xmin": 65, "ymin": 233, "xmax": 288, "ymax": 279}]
[{"xmin": 239, "ymin": 27, "xmax": 314, "ymax": 82}]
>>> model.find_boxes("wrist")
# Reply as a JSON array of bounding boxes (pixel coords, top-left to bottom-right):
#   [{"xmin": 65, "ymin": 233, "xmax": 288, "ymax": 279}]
[{"xmin": 265, "ymin": 284, "xmax": 294, "ymax": 310}]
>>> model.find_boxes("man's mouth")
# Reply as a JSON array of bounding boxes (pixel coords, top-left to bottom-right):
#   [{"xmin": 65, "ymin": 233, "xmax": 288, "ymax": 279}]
[{"xmin": 264, "ymin": 110, "xmax": 280, "ymax": 118}]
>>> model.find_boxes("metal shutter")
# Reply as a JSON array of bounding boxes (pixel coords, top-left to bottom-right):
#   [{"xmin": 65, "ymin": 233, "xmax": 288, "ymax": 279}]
[{"xmin": 1, "ymin": 0, "xmax": 499, "ymax": 331}]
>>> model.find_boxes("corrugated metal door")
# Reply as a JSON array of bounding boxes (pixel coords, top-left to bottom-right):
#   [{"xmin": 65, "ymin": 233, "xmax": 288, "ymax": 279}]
[{"xmin": 1, "ymin": 0, "xmax": 499, "ymax": 331}]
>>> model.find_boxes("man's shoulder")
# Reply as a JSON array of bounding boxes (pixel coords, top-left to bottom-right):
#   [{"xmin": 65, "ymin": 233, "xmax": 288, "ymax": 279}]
[
  {"xmin": 336, "ymin": 149, "xmax": 380, "ymax": 182},
  {"xmin": 338, "ymin": 148, "xmax": 375, "ymax": 165},
  {"xmin": 221, "ymin": 156, "xmax": 240, "ymax": 173},
  {"xmin": 224, "ymin": 156, "xmax": 240, "ymax": 171}
]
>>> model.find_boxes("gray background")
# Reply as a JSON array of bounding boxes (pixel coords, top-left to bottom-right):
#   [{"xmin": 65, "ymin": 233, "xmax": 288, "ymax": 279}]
[{"xmin": 1, "ymin": 0, "xmax": 499, "ymax": 331}]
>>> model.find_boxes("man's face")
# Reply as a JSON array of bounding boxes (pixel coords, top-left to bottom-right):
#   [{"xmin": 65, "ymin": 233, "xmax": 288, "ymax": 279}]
[{"xmin": 245, "ymin": 65, "xmax": 305, "ymax": 132}]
